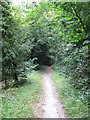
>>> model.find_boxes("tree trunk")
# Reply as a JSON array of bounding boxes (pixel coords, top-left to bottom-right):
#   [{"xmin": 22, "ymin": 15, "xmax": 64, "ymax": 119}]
[
  {"xmin": 5, "ymin": 79, "xmax": 7, "ymax": 88},
  {"xmin": 13, "ymin": 62, "xmax": 18, "ymax": 82},
  {"xmin": 5, "ymin": 75, "xmax": 7, "ymax": 89}
]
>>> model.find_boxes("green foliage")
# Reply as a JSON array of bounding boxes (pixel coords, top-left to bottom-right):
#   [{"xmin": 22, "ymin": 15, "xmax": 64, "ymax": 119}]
[
  {"xmin": 50, "ymin": 2, "xmax": 89, "ymax": 94},
  {"xmin": 1, "ymin": 1, "xmax": 89, "ymax": 117},
  {"xmin": 2, "ymin": 1, "xmax": 36, "ymax": 86},
  {"xmin": 52, "ymin": 70, "xmax": 88, "ymax": 118},
  {"xmin": 2, "ymin": 72, "xmax": 41, "ymax": 118}
]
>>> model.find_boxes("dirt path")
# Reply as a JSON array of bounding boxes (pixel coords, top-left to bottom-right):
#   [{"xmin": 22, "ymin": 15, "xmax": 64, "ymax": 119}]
[{"xmin": 34, "ymin": 66, "xmax": 66, "ymax": 118}]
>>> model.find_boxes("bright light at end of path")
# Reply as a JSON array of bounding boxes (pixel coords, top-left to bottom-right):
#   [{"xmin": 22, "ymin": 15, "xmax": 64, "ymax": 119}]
[{"xmin": 12, "ymin": 0, "xmax": 41, "ymax": 6}]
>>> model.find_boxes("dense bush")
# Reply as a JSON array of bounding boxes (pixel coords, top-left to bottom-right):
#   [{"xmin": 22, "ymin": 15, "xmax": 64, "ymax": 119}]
[
  {"xmin": 53, "ymin": 2, "xmax": 89, "ymax": 95},
  {"xmin": 2, "ymin": 1, "xmax": 36, "ymax": 87},
  {"xmin": 1, "ymin": 0, "xmax": 89, "ymax": 95}
]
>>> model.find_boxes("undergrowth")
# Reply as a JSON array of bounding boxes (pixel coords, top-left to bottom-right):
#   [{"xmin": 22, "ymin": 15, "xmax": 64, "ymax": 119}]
[
  {"xmin": 51, "ymin": 70, "xmax": 88, "ymax": 118},
  {"xmin": 2, "ymin": 72, "xmax": 41, "ymax": 118}
]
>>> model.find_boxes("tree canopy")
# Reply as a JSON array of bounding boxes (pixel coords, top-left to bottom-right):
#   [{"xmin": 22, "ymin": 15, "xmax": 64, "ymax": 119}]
[{"xmin": 1, "ymin": 0, "xmax": 89, "ymax": 95}]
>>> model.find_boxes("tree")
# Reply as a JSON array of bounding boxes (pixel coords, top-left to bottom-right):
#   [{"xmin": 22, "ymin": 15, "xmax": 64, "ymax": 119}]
[{"xmin": 2, "ymin": 1, "xmax": 35, "ymax": 87}]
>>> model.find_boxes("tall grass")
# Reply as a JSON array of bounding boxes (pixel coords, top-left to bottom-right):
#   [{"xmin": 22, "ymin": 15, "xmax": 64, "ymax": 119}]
[
  {"xmin": 51, "ymin": 70, "xmax": 88, "ymax": 118},
  {"xmin": 2, "ymin": 72, "xmax": 41, "ymax": 118}
]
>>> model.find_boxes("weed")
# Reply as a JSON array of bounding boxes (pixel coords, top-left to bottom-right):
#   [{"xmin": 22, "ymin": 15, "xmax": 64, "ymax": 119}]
[
  {"xmin": 51, "ymin": 70, "xmax": 88, "ymax": 118},
  {"xmin": 2, "ymin": 72, "xmax": 41, "ymax": 118}
]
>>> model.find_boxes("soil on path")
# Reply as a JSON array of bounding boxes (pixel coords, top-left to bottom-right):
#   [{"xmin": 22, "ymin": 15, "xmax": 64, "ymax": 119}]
[{"xmin": 33, "ymin": 66, "xmax": 66, "ymax": 118}]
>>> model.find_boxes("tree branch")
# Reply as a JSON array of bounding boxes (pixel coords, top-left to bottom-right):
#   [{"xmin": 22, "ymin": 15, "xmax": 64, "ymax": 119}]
[{"xmin": 72, "ymin": 5, "xmax": 86, "ymax": 33}]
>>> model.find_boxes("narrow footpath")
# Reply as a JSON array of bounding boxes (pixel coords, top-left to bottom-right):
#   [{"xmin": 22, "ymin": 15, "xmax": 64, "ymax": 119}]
[{"xmin": 34, "ymin": 66, "xmax": 66, "ymax": 118}]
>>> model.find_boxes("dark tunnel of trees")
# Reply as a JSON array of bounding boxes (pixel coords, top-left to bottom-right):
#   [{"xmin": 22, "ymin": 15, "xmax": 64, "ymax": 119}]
[{"xmin": 1, "ymin": 1, "xmax": 89, "ymax": 94}]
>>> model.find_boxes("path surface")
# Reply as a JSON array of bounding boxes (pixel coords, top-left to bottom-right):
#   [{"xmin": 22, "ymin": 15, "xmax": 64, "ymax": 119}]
[{"xmin": 34, "ymin": 66, "xmax": 66, "ymax": 118}]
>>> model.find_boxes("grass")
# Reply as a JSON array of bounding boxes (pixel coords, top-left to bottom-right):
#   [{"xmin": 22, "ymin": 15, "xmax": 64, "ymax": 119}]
[
  {"xmin": 2, "ymin": 71, "xmax": 41, "ymax": 118},
  {"xmin": 0, "ymin": 84, "xmax": 2, "ymax": 118},
  {"xmin": 51, "ymin": 70, "xmax": 88, "ymax": 118}
]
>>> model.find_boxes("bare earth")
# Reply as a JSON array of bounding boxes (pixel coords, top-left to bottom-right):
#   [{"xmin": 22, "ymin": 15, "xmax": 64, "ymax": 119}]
[{"xmin": 33, "ymin": 66, "xmax": 66, "ymax": 118}]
